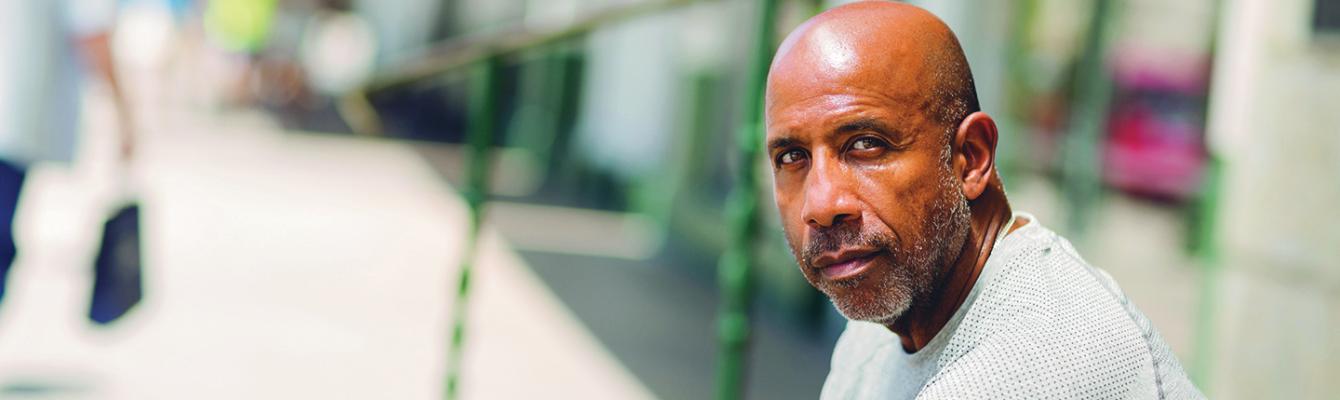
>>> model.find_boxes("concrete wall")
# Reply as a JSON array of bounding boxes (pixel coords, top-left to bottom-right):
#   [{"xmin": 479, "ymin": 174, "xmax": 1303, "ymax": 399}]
[{"xmin": 1205, "ymin": 0, "xmax": 1340, "ymax": 397}]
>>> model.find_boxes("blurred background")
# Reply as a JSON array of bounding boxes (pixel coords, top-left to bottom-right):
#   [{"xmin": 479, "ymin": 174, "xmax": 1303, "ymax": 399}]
[{"xmin": 0, "ymin": 0, "xmax": 1336, "ymax": 398}]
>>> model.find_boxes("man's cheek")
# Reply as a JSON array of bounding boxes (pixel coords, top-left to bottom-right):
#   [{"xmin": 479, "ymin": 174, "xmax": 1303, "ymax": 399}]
[
  {"xmin": 779, "ymin": 205, "xmax": 803, "ymax": 241},
  {"xmin": 783, "ymin": 229, "xmax": 805, "ymax": 260}
]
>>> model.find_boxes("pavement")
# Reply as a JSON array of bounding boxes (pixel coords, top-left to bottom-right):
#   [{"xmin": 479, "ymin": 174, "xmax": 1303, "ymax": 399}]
[{"xmin": 0, "ymin": 89, "xmax": 653, "ymax": 399}]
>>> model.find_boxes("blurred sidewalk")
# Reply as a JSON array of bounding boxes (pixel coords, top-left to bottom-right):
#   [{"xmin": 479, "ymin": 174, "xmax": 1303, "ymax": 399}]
[{"xmin": 0, "ymin": 81, "xmax": 653, "ymax": 399}]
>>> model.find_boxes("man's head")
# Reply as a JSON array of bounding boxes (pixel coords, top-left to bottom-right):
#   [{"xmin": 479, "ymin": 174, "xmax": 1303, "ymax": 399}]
[{"xmin": 765, "ymin": 1, "xmax": 1001, "ymax": 324}]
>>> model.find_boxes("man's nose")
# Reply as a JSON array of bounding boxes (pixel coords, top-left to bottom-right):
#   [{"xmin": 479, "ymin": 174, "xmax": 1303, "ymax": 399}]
[{"xmin": 801, "ymin": 166, "xmax": 861, "ymax": 230}]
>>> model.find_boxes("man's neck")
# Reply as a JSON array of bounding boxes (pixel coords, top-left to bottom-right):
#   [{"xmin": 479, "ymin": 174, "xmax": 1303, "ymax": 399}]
[{"xmin": 886, "ymin": 187, "xmax": 1017, "ymax": 352}]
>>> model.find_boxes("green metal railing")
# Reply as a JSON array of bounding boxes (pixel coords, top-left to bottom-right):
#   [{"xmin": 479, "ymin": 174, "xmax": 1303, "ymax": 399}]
[
  {"xmin": 340, "ymin": 0, "xmax": 701, "ymax": 137},
  {"xmin": 342, "ymin": 1, "xmax": 785, "ymax": 398},
  {"xmin": 1060, "ymin": 0, "xmax": 1115, "ymax": 238},
  {"xmin": 1188, "ymin": 0, "xmax": 1228, "ymax": 391},
  {"xmin": 445, "ymin": 56, "xmax": 501, "ymax": 400},
  {"xmin": 715, "ymin": 0, "xmax": 778, "ymax": 399}
]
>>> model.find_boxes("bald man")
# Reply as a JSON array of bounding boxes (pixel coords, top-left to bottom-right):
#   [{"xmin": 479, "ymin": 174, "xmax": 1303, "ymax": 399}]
[{"xmin": 765, "ymin": 2, "xmax": 1202, "ymax": 398}]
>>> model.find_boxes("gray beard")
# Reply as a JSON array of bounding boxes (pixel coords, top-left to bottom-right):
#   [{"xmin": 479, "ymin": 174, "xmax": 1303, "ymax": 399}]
[{"xmin": 808, "ymin": 164, "xmax": 972, "ymax": 325}]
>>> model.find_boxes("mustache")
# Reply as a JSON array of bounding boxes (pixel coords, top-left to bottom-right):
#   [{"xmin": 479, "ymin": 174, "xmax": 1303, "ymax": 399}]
[{"xmin": 800, "ymin": 224, "xmax": 892, "ymax": 267}]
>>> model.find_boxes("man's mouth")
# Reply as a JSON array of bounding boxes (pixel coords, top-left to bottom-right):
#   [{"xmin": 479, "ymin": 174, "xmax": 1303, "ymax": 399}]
[{"xmin": 813, "ymin": 249, "xmax": 881, "ymax": 281}]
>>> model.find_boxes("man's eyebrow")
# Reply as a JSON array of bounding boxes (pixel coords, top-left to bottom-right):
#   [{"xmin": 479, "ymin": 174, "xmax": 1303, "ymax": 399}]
[
  {"xmin": 834, "ymin": 118, "xmax": 894, "ymax": 135},
  {"xmin": 767, "ymin": 137, "xmax": 800, "ymax": 153}
]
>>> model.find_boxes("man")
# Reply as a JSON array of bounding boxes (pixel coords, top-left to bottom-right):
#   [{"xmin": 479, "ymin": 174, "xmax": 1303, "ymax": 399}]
[
  {"xmin": 0, "ymin": 0, "xmax": 134, "ymax": 303},
  {"xmin": 764, "ymin": 2, "xmax": 1202, "ymax": 398}
]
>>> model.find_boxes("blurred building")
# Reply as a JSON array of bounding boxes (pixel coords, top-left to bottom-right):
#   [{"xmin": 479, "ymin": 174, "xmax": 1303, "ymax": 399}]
[{"xmin": 1202, "ymin": 0, "xmax": 1340, "ymax": 396}]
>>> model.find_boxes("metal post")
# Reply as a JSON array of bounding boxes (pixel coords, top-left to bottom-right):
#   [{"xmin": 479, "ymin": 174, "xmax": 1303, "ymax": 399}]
[
  {"xmin": 715, "ymin": 0, "xmax": 778, "ymax": 399},
  {"xmin": 446, "ymin": 56, "xmax": 501, "ymax": 400},
  {"xmin": 1189, "ymin": 155, "xmax": 1223, "ymax": 389},
  {"xmin": 1188, "ymin": 0, "xmax": 1228, "ymax": 390},
  {"xmin": 1060, "ymin": 0, "xmax": 1115, "ymax": 238},
  {"xmin": 1000, "ymin": 0, "xmax": 1042, "ymax": 183}
]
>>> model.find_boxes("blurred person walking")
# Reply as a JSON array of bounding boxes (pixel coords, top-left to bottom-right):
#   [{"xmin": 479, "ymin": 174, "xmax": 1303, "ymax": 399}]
[{"xmin": 0, "ymin": 0, "xmax": 135, "ymax": 306}]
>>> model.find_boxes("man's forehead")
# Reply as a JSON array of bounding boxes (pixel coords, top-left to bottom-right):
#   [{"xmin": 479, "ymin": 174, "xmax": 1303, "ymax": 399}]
[
  {"xmin": 765, "ymin": 2, "xmax": 955, "ymax": 136},
  {"xmin": 765, "ymin": 51, "xmax": 925, "ymax": 116},
  {"xmin": 765, "ymin": 37, "xmax": 930, "ymax": 138},
  {"xmin": 778, "ymin": 23, "xmax": 862, "ymax": 75},
  {"xmin": 764, "ymin": 92, "xmax": 925, "ymax": 143},
  {"xmin": 766, "ymin": 6, "xmax": 944, "ymax": 116},
  {"xmin": 769, "ymin": 23, "xmax": 924, "ymax": 86}
]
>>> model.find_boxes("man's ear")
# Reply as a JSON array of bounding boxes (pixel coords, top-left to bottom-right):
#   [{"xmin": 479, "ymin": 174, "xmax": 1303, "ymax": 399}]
[{"xmin": 953, "ymin": 111, "xmax": 998, "ymax": 201}]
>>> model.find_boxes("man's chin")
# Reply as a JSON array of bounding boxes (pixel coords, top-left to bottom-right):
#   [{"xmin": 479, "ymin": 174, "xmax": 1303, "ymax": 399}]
[
  {"xmin": 807, "ymin": 263, "xmax": 924, "ymax": 324},
  {"xmin": 827, "ymin": 291, "xmax": 912, "ymax": 324}
]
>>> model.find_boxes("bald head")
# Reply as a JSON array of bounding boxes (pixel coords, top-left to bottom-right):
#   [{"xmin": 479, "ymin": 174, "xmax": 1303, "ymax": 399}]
[{"xmin": 767, "ymin": 1, "xmax": 978, "ymax": 133}]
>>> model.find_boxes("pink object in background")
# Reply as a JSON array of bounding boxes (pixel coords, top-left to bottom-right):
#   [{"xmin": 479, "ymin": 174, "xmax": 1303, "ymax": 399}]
[{"xmin": 1102, "ymin": 51, "xmax": 1210, "ymax": 202}]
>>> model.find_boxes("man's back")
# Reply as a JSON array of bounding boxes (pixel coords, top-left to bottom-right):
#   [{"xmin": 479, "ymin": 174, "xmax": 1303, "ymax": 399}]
[{"xmin": 822, "ymin": 215, "xmax": 1203, "ymax": 399}]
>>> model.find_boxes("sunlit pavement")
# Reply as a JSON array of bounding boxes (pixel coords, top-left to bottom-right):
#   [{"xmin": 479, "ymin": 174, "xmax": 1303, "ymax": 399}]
[{"xmin": 0, "ymin": 88, "xmax": 653, "ymax": 399}]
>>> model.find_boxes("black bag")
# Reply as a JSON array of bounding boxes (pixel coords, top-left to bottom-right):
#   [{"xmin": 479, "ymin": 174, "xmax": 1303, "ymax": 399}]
[{"xmin": 88, "ymin": 203, "xmax": 143, "ymax": 325}]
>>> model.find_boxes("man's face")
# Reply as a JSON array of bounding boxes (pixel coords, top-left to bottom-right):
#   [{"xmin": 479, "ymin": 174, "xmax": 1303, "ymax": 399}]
[{"xmin": 765, "ymin": 51, "xmax": 972, "ymax": 324}]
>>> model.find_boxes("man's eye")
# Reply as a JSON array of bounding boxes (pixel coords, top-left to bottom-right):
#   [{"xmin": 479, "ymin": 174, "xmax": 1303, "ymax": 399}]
[
  {"xmin": 850, "ymin": 137, "xmax": 885, "ymax": 151},
  {"xmin": 778, "ymin": 149, "xmax": 807, "ymax": 165}
]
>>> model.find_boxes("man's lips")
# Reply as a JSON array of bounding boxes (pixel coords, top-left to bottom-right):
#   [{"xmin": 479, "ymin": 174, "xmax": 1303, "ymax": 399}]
[{"xmin": 813, "ymin": 249, "xmax": 881, "ymax": 280}]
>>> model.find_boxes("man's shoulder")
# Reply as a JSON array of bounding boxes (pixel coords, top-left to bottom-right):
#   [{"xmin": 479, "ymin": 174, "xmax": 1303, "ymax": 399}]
[
  {"xmin": 971, "ymin": 221, "xmax": 1136, "ymax": 327},
  {"xmin": 919, "ymin": 313, "xmax": 1201, "ymax": 399},
  {"xmin": 957, "ymin": 221, "xmax": 1155, "ymax": 357},
  {"xmin": 921, "ymin": 314, "xmax": 1159, "ymax": 398},
  {"xmin": 918, "ymin": 220, "xmax": 1202, "ymax": 399}
]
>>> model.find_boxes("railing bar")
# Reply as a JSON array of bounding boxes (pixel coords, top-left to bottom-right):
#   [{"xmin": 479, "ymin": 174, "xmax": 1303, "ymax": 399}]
[
  {"xmin": 714, "ymin": 0, "xmax": 779, "ymax": 399},
  {"xmin": 444, "ymin": 55, "xmax": 502, "ymax": 400},
  {"xmin": 367, "ymin": 0, "xmax": 700, "ymax": 93}
]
